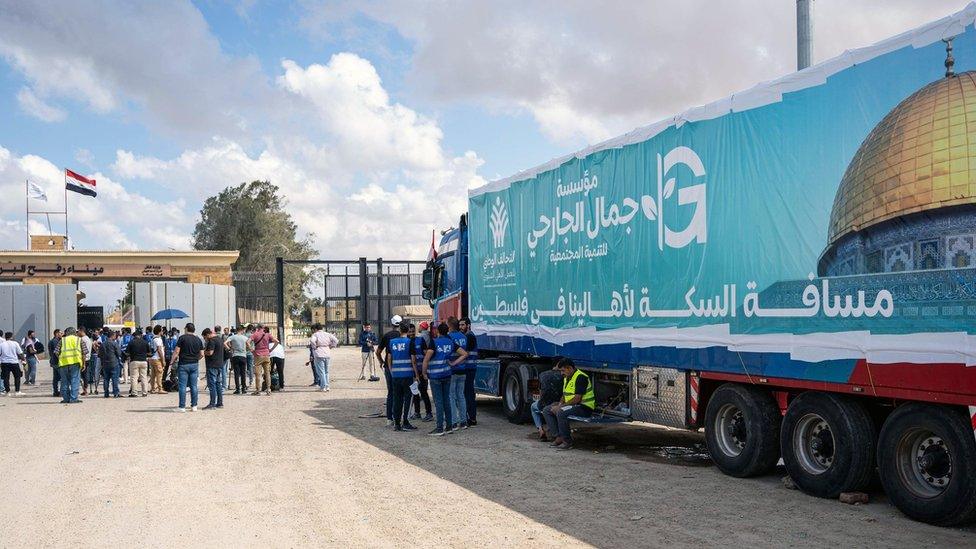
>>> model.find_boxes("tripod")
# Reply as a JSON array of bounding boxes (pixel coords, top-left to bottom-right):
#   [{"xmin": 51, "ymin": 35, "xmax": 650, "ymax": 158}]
[{"xmin": 359, "ymin": 349, "xmax": 377, "ymax": 381}]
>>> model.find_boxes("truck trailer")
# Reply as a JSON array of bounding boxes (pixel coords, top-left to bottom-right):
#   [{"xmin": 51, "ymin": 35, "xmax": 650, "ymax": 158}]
[{"xmin": 423, "ymin": 7, "xmax": 976, "ymax": 526}]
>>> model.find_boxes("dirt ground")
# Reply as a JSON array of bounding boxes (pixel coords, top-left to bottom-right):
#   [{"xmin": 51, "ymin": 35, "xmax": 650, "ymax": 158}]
[{"xmin": 0, "ymin": 346, "xmax": 973, "ymax": 548}]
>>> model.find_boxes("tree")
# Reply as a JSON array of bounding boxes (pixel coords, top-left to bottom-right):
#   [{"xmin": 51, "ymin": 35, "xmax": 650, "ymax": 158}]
[{"xmin": 192, "ymin": 180, "xmax": 315, "ymax": 318}]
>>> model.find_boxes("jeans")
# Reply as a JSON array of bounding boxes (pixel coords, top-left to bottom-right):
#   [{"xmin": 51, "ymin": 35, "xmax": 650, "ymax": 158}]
[
  {"xmin": 391, "ymin": 376, "xmax": 413, "ymax": 426},
  {"xmin": 51, "ymin": 365, "xmax": 61, "ymax": 396},
  {"xmin": 85, "ymin": 356, "xmax": 98, "ymax": 386},
  {"xmin": 271, "ymin": 357, "xmax": 284, "ymax": 389},
  {"xmin": 177, "ymin": 362, "xmax": 199, "ymax": 409},
  {"xmin": 246, "ymin": 354, "xmax": 254, "ymax": 384},
  {"xmin": 313, "ymin": 357, "xmax": 330, "ymax": 390},
  {"xmin": 383, "ymin": 367, "xmax": 393, "ymax": 420},
  {"xmin": 531, "ymin": 399, "xmax": 545, "ymax": 430},
  {"xmin": 464, "ymin": 368, "xmax": 477, "ymax": 421},
  {"xmin": 429, "ymin": 377, "xmax": 453, "ymax": 431},
  {"xmin": 102, "ymin": 365, "xmax": 120, "ymax": 397},
  {"xmin": 231, "ymin": 356, "xmax": 247, "ymax": 391},
  {"xmin": 1, "ymin": 363, "xmax": 22, "ymax": 393},
  {"xmin": 221, "ymin": 359, "xmax": 229, "ymax": 392},
  {"xmin": 542, "ymin": 404, "xmax": 592, "ymax": 443},
  {"xmin": 25, "ymin": 355, "xmax": 37, "ymax": 384},
  {"xmin": 450, "ymin": 374, "xmax": 467, "ymax": 426},
  {"xmin": 412, "ymin": 376, "xmax": 431, "ymax": 416},
  {"xmin": 59, "ymin": 364, "xmax": 81, "ymax": 402},
  {"xmin": 206, "ymin": 368, "xmax": 223, "ymax": 407}
]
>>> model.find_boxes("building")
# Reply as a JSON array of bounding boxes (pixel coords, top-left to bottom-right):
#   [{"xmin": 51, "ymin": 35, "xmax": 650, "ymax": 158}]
[{"xmin": 819, "ymin": 62, "xmax": 976, "ymax": 276}]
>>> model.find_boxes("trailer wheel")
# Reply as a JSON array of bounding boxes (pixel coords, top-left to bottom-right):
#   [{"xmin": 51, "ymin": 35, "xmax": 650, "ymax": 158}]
[
  {"xmin": 877, "ymin": 403, "xmax": 976, "ymax": 526},
  {"xmin": 780, "ymin": 392, "xmax": 874, "ymax": 498},
  {"xmin": 704, "ymin": 383, "xmax": 781, "ymax": 477},
  {"xmin": 501, "ymin": 366, "xmax": 532, "ymax": 424}
]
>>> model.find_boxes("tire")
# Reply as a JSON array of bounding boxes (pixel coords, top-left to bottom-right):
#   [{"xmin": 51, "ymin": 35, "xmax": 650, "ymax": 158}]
[
  {"xmin": 780, "ymin": 392, "xmax": 875, "ymax": 498},
  {"xmin": 877, "ymin": 403, "xmax": 976, "ymax": 526},
  {"xmin": 501, "ymin": 365, "xmax": 532, "ymax": 424},
  {"xmin": 704, "ymin": 383, "xmax": 781, "ymax": 477}
]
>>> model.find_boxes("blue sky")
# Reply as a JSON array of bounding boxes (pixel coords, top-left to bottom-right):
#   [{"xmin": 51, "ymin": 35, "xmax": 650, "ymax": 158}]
[{"xmin": 0, "ymin": 0, "xmax": 970, "ymax": 308}]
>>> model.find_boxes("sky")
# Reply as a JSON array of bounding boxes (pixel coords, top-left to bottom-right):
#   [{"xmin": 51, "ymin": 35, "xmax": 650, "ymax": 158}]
[{"xmin": 0, "ymin": 0, "xmax": 971, "ymax": 308}]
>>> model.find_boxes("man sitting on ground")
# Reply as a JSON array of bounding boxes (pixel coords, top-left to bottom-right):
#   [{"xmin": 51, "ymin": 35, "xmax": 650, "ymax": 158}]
[
  {"xmin": 541, "ymin": 358, "xmax": 595, "ymax": 450},
  {"xmin": 531, "ymin": 364, "xmax": 564, "ymax": 442}
]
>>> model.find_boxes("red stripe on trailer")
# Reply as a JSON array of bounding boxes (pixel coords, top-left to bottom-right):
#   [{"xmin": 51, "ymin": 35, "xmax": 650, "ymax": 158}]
[
  {"xmin": 699, "ymin": 370, "xmax": 975, "ymax": 407},
  {"xmin": 969, "ymin": 406, "xmax": 976, "ymax": 432}
]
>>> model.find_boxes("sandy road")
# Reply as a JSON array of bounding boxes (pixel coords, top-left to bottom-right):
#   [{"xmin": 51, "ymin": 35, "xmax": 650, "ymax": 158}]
[{"xmin": 0, "ymin": 346, "xmax": 973, "ymax": 548}]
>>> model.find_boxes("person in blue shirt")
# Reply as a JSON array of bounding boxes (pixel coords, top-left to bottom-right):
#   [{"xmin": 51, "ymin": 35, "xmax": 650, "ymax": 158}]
[
  {"xmin": 409, "ymin": 322, "xmax": 433, "ymax": 422},
  {"xmin": 99, "ymin": 331, "xmax": 123, "ymax": 398},
  {"xmin": 386, "ymin": 323, "xmax": 418, "ymax": 432},
  {"xmin": 423, "ymin": 322, "xmax": 467, "ymax": 436},
  {"xmin": 447, "ymin": 317, "xmax": 469, "ymax": 431},
  {"xmin": 120, "ymin": 327, "xmax": 133, "ymax": 384},
  {"xmin": 358, "ymin": 322, "xmax": 379, "ymax": 381},
  {"xmin": 460, "ymin": 317, "xmax": 479, "ymax": 426}
]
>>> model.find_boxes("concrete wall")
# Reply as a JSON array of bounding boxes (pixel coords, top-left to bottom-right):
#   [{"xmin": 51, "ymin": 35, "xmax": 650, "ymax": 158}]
[
  {"xmin": 134, "ymin": 282, "xmax": 237, "ymax": 331},
  {"xmin": 0, "ymin": 283, "xmax": 76, "ymax": 341}
]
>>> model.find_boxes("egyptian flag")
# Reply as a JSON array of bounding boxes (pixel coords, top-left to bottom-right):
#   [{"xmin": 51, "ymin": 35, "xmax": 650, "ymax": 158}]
[
  {"xmin": 65, "ymin": 169, "xmax": 97, "ymax": 197},
  {"xmin": 427, "ymin": 229, "xmax": 438, "ymax": 261}
]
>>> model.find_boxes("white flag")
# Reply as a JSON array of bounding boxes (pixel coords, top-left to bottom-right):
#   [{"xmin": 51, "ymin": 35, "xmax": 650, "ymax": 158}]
[{"xmin": 27, "ymin": 181, "xmax": 48, "ymax": 201}]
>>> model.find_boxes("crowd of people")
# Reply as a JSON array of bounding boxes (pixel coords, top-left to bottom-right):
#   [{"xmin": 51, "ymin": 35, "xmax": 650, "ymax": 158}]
[
  {"xmin": 4, "ymin": 314, "xmax": 595, "ymax": 449},
  {"xmin": 360, "ymin": 314, "xmax": 479, "ymax": 436},
  {"xmin": 0, "ymin": 322, "xmax": 289, "ymax": 412}
]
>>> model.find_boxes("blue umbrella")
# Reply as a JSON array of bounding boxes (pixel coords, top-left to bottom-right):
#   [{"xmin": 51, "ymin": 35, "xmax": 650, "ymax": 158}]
[{"xmin": 151, "ymin": 308, "xmax": 189, "ymax": 321}]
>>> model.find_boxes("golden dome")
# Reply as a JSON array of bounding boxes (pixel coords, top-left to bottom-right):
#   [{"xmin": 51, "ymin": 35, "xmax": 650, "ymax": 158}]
[{"xmin": 827, "ymin": 71, "xmax": 976, "ymax": 244}]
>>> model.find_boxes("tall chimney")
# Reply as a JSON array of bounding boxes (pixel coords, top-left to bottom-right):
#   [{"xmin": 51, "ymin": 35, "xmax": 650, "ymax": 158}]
[{"xmin": 797, "ymin": 0, "xmax": 813, "ymax": 70}]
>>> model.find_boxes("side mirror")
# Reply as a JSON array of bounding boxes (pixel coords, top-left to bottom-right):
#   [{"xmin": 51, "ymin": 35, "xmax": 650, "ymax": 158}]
[{"xmin": 422, "ymin": 267, "xmax": 433, "ymax": 289}]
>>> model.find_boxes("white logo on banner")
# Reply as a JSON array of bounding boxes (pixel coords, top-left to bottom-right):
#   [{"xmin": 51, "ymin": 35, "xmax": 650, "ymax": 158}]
[{"xmin": 490, "ymin": 197, "xmax": 509, "ymax": 248}]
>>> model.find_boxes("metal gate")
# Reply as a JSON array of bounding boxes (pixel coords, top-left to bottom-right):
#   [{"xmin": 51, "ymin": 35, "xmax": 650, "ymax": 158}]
[{"xmin": 274, "ymin": 257, "xmax": 427, "ymax": 345}]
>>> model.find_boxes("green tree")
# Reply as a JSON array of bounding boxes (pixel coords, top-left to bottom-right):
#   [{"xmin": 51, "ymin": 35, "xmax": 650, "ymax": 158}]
[{"xmin": 192, "ymin": 180, "xmax": 315, "ymax": 318}]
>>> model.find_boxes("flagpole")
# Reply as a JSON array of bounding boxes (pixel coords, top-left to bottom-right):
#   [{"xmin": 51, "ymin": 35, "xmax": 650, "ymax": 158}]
[
  {"xmin": 25, "ymin": 179, "xmax": 29, "ymax": 249},
  {"xmin": 64, "ymin": 175, "xmax": 69, "ymax": 248}
]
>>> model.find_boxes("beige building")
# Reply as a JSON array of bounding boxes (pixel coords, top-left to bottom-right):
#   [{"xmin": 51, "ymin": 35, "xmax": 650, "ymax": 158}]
[{"xmin": 311, "ymin": 300, "xmax": 359, "ymax": 324}]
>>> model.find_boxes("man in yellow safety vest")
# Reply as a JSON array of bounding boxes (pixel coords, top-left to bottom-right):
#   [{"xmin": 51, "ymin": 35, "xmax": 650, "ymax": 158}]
[
  {"xmin": 542, "ymin": 358, "xmax": 596, "ymax": 450},
  {"xmin": 54, "ymin": 326, "xmax": 89, "ymax": 404}
]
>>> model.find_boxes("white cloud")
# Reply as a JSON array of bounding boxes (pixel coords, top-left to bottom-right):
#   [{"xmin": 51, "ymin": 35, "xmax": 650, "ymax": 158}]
[
  {"xmin": 16, "ymin": 87, "xmax": 67, "ymax": 122},
  {"xmin": 0, "ymin": 1, "xmax": 270, "ymax": 142},
  {"xmin": 0, "ymin": 146, "xmax": 188, "ymax": 252},
  {"xmin": 303, "ymin": 0, "xmax": 973, "ymax": 143}
]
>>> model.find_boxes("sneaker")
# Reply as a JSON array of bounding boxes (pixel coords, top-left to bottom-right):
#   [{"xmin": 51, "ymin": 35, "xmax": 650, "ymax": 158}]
[
  {"xmin": 556, "ymin": 442, "xmax": 574, "ymax": 451},
  {"xmin": 176, "ymin": 407, "xmax": 186, "ymax": 413},
  {"xmin": 402, "ymin": 423, "xmax": 418, "ymax": 431},
  {"xmin": 450, "ymin": 424, "xmax": 460, "ymax": 432},
  {"xmin": 428, "ymin": 428, "xmax": 446, "ymax": 436},
  {"xmin": 409, "ymin": 413, "xmax": 421, "ymax": 420},
  {"xmin": 460, "ymin": 422, "xmax": 469, "ymax": 430},
  {"xmin": 252, "ymin": 391, "xmax": 261, "ymax": 396},
  {"xmin": 14, "ymin": 391, "xmax": 23, "ymax": 396},
  {"xmin": 203, "ymin": 404, "xmax": 215, "ymax": 410},
  {"xmin": 320, "ymin": 387, "xmax": 328, "ymax": 392},
  {"xmin": 387, "ymin": 419, "xmax": 394, "ymax": 428},
  {"xmin": 128, "ymin": 394, "xmax": 138, "ymax": 398},
  {"xmin": 234, "ymin": 389, "xmax": 241, "ymax": 395},
  {"xmin": 393, "ymin": 425, "xmax": 403, "ymax": 432},
  {"xmin": 265, "ymin": 390, "xmax": 272, "ymax": 396},
  {"xmin": 191, "ymin": 406, "xmax": 198, "ymax": 412},
  {"xmin": 422, "ymin": 414, "xmax": 433, "ymax": 422},
  {"xmin": 468, "ymin": 419, "xmax": 477, "ymax": 426}
]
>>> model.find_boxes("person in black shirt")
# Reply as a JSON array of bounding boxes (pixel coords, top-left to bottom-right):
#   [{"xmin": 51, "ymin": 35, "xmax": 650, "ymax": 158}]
[
  {"xmin": 375, "ymin": 315, "xmax": 402, "ymax": 426},
  {"xmin": 126, "ymin": 328, "xmax": 151, "ymax": 397},
  {"xmin": 203, "ymin": 328, "xmax": 225, "ymax": 409},
  {"xmin": 532, "ymin": 366, "xmax": 564, "ymax": 441},
  {"xmin": 171, "ymin": 322, "xmax": 204, "ymax": 412}
]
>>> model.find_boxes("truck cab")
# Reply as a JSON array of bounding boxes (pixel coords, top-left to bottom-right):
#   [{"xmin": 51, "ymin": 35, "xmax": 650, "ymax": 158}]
[{"xmin": 422, "ymin": 215, "xmax": 468, "ymax": 324}]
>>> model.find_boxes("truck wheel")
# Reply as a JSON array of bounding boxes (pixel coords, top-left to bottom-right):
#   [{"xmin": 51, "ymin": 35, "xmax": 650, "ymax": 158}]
[
  {"xmin": 877, "ymin": 403, "xmax": 976, "ymax": 526},
  {"xmin": 781, "ymin": 392, "xmax": 874, "ymax": 498},
  {"xmin": 704, "ymin": 383, "xmax": 781, "ymax": 477},
  {"xmin": 502, "ymin": 366, "xmax": 532, "ymax": 424}
]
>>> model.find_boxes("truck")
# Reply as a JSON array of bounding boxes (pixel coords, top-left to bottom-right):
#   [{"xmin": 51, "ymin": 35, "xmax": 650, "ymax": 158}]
[{"xmin": 422, "ymin": 6, "xmax": 976, "ymax": 526}]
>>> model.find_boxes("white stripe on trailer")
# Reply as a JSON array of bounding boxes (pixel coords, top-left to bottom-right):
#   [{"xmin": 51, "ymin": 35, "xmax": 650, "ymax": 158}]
[
  {"xmin": 689, "ymin": 373, "xmax": 699, "ymax": 424},
  {"xmin": 438, "ymin": 238, "xmax": 459, "ymax": 254}
]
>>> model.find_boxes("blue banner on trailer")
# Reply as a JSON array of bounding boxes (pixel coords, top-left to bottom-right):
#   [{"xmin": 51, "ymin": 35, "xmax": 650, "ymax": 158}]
[{"xmin": 467, "ymin": 7, "xmax": 976, "ymax": 373}]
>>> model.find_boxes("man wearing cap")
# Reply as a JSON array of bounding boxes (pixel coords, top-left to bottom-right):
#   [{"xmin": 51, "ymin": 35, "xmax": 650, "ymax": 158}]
[{"xmin": 376, "ymin": 315, "xmax": 403, "ymax": 427}]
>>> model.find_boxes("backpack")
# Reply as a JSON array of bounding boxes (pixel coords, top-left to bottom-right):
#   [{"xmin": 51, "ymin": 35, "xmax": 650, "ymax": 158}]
[{"xmin": 34, "ymin": 341, "xmax": 45, "ymax": 354}]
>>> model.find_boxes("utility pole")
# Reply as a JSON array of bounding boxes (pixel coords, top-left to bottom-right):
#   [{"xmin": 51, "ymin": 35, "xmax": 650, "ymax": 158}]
[{"xmin": 797, "ymin": 0, "xmax": 813, "ymax": 70}]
